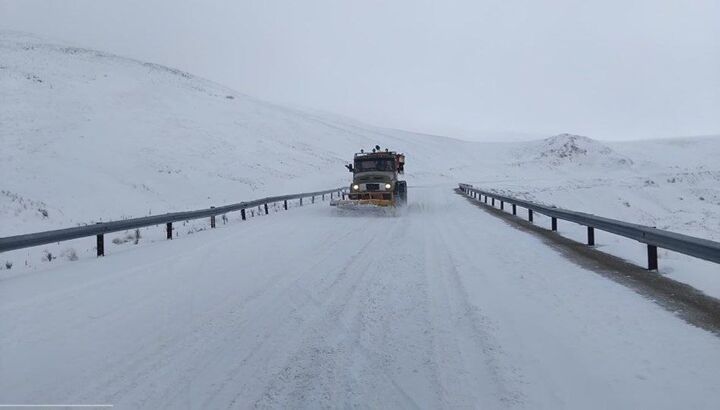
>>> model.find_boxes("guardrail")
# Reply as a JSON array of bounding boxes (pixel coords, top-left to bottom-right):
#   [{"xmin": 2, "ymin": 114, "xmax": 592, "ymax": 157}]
[
  {"xmin": 0, "ymin": 187, "xmax": 347, "ymax": 256},
  {"xmin": 458, "ymin": 183, "xmax": 720, "ymax": 270}
]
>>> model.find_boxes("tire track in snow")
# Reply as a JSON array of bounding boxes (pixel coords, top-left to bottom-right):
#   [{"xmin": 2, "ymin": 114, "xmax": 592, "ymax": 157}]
[
  {"xmin": 249, "ymin": 188, "xmax": 524, "ymax": 408},
  {"xmin": 429, "ymin": 211, "xmax": 527, "ymax": 408},
  {"xmin": 153, "ymin": 218, "xmax": 375, "ymax": 408},
  {"xmin": 250, "ymin": 217, "xmax": 415, "ymax": 408},
  {"xmin": 215, "ymin": 228, "xmax": 387, "ymax": 408},
  {"xmin": 73, "ymin": 213, "xmax": 362, "ymax": 407}
]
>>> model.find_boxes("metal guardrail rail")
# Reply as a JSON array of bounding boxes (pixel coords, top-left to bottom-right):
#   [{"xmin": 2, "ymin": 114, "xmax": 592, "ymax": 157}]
[
  {"xmin": 0, "ymin": 187, "xmax": 347, "ymax": 256},
  {"xmin": 459, "ymin": 183, "xmax": 720, "ymax": 270}
]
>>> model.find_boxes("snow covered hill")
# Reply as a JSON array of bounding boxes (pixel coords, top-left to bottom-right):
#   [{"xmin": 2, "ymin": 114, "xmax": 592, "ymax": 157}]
[
  {"xmin": 0, "ymin": 31, "xmax": 480, "ymax": 235},
  {"xmin": 2, "ymin": 31, "xmax": 720, "ymax": 409},
  {"xmin": 471, "ymin": 134, "xmax": 720, "ymax": 297},
  {"xmin": 479, "ymin": 133, "xmax": 720, "ymax": 241},
  {"xmin": 1, "ymin": 32, "xmax": 719, "ymax": 294},
  {"xmin": 512, "ymin": 133, "xmax": 633, "ymax": 168},
  {"xmin": 3, "ymin": 31, "xmax": 718, "ymax": 239}
]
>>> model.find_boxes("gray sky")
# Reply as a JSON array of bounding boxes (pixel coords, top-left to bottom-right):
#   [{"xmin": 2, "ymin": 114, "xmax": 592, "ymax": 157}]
[{"xmin": 2, "ymin": 0, "xmax": 719, "ymax": 141}]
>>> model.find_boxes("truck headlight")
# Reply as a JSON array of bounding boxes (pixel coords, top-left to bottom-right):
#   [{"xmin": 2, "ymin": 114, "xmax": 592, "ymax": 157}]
[
  {"xmin": 385, "ymin": 183, "xmax": 392, "ymax": 189},
  {"xmin": 353, "ymin": 184, "xmax": 360, "ymax": 190}
]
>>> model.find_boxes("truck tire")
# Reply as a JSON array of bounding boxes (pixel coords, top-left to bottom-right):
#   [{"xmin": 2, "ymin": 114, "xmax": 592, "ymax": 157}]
[{"xmin": 396, "ymin": 181, "xmax": 407, "ymax": 205}]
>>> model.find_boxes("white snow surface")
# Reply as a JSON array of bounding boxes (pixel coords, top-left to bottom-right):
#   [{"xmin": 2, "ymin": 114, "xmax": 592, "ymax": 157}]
[
  {"xmin": 0, "ymin": 31, "xmax": 475, "ymax": 236},
  {"xmin": 5, "ymin": 32, "xmax": 718, "ymax": 297},
  {"xmin": 2, "ymin": 32, "xmax": 720, "ymax": 408},
  {"xmin": 474, "ymin": 134, "xmax": 720, "ymax": 297},
  {"xmin": 1, "ymin": 32, "xmax": 718, "ymax": 243},
  {"xmin": 1, "ymin": 186, "xmax": 719, "ymax": 409}
]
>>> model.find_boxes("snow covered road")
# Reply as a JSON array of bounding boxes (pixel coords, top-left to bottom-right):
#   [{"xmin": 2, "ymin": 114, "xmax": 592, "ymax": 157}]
[{"xmin": 1, "ymin": 185, "xmax": 719, "ymax": 409}]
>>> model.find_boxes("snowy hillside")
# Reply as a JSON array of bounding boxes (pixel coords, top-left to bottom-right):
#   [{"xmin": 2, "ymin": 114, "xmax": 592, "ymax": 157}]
[
  {"xmin": 478, "ymin": 133, "xmax": 720, "ymax": 242},
  {"xmin": 472, "ymin": 134, "xmax": 720, "ymax": 296},
  {"xmin": 1, "ymin": 32, "xmax": 719, "ymax": 294},
  {"xmin": 0, "ymin": 32, "xmax": 480, "ymax": 235},
  {"xmin": 3, "ymin": 31, "xmax": 718, "ymax": 239},
  {"xmin": 512, "ymin": 133, "xmax": 633, "ymax": 168},
  {"xmin": 2, "ymin": 31, "xmax": 720, "ymax": 410}
]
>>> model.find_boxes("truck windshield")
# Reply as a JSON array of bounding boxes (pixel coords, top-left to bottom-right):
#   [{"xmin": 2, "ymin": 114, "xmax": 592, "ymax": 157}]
[{"xmin": 354, "ymin": 158, "xmax": 395, "ymax": 172}]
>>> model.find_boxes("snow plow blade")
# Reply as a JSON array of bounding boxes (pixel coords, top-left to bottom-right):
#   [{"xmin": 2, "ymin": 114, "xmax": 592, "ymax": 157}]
[{"xmin": 330, "ymin": 199, "xmax": 395, "ymax": 208}]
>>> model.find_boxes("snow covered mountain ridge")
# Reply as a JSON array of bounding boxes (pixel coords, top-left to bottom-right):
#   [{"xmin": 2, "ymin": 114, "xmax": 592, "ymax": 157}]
[
  {"xmin": 511, "ymin": 133, "xmax": 634, "ymax": 168},
  {"xmin": 0, "ymin": 31, "xmax": 479, "ymax": 235},
  {"xmin": 1, "ymin": 30, "xmax": 719, "ymax": 246},
  {"xmin": 2, "ymin": 31, "xmax": 720, "ymax": 296}
]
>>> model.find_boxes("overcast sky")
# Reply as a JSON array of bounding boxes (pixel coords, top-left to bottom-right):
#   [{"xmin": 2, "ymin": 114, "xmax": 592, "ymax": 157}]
[{"xmin": 1, "ymin": 0, "xmax": 719, "ymax": 141}]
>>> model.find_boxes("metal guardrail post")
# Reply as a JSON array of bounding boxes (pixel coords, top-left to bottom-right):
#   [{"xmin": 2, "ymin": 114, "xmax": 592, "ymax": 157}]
[
  {"xmin": 299, "ymin": 197, "xmax": 303, "ymax": 206},
  {"xmin": 501, "ymin": 201, "xmax": 504, "ymax": 210},
  {"xmin": 648, "ymin": 245, "xmax": 658, "ymax": 270},
  {"xmin": 284, "ymin": 200, "xmax": 287, "ymax": 210},
  {"xmin": 528, "ymin": 209, "xmax": 533, "ymax": 223},
  {"xmin": 96, "ymin": 222, "xmax": 104, "ymax": 257},
  {"xmin": 241, "ymin": 209, "xmax": 246, "ymax": 220},
  {"xmin": 210, "ymin": 206, "xmax": 216, "ymax": 228},
  {"xmin": 312, "ymin": 196, "xmax": 315, "ymax": 204},
  {"xmin": 166, "ymin": 222, "xmax": 172, "ymax": 240},
  {"xmin": 96, "ymin": 234, "xmax": 104, "ymax": 257},
  {"xmin": 587, "ymin": 227, "xmax": 595, "ymax": 246},
  {"xmin": 264, "ymin": 203, "xmax": 269, "ymax": 215},
  {"xmin": 491, "ymin": 198, "xmax": 495, "ymax": 207},
  {"xmin": 551, "ymin": 217, "xmax": 558, "ymax": 231},
  {"xmin": 512, "ymin": 204, "xmax": 517, "ymax": 215}
]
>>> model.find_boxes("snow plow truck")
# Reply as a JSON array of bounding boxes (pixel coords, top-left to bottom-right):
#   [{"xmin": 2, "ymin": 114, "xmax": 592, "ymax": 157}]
[{"xmin": 331, "ymin": 146, "xmax": 407, "ymax": 208}]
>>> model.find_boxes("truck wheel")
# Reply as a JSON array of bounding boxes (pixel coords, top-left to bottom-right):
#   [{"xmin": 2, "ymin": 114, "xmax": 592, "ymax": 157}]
[{"xmin": 396, "ymin": 181, "xmax": 407, "ymax": 205}]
